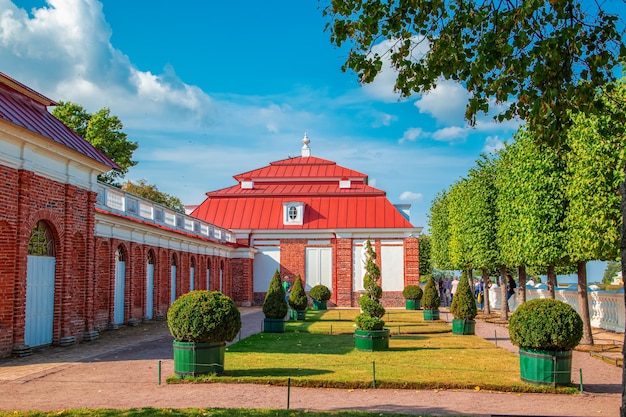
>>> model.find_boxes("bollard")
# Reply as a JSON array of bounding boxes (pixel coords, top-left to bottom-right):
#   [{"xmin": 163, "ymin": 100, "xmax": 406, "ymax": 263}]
[
  {"xmin": 494, "ymin": 330, "xmax": 498, "ymax": 346},
  {"xmin": 330, "ymin": 324, "xmax": 333, "ymax": 335},
  {"xmin": 398, "ymin": 325, "xmax": 401, "ymax": 335},
  {"xmin": 579, "ymin": 368, "xmax": 583, "ymax": 393},
  {"xmin": 158, "ymin": 360, "xmax": 161, "ymax": 385},
  {"xmin": 287, "ymin": 377, "xmax": 291, "ymax": 409},
  {"xmin": 372, "ymin": 361, "xmax": 377, "ymax": 389}
]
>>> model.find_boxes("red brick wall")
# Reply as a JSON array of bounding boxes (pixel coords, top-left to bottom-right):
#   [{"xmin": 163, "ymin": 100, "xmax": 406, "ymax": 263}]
[{"xmin": 335, "ymin": 238, "xmax": 353, "ymax": 306}]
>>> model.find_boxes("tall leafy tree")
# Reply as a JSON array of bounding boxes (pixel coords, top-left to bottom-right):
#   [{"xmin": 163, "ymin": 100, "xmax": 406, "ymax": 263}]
[
  {"xmin": 418, "ymin": 233, "xmax": 432, "ymax": 279},
  {"xmin": 428, "ymin": 190, "xmax": 453, "ymax": 271},
  {"xmin": 447, "ymin": 178, "xmax": 473, "ymax": 272},
  {"xmin": 121, "ymin": 179, "xmax": 185, "ymax": 213},
  {"xmin": 564, "ymin": 82, "xmax": 626, "ymax": 345},
  {"xmin": 52, "ymin": 101, "xmax": 138, "ymax": 185}
]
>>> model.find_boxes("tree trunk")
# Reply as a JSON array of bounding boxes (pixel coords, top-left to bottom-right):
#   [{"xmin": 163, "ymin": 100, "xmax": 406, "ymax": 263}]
[
  {"xmin": 500, "ymin": 266, "xmax": 508, "ymax": 320},
  {"xmin": 482, "ymin": 268, "xmax": 491, "ymax": 315},
  {"xmin": 547, "ymin": 265, "xmax": 556, "ymax": 299},
  {"xmin": 577, "ymin": 260, "xmax": 594, "ymax": 346},
  {"xmin": 518, "ymin": 265, "xmax": 527, "ymax": 304},
  {"xmin": 619, "ymin": 166, "xmax": 626, "ymax": 417}
]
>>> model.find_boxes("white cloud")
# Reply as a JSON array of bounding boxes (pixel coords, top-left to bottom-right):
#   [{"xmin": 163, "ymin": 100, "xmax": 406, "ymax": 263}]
[
  {"xmin": 432, "ymin": 126, "xmax": 468, "ymax": 142},
  {"xmin": 398, "ymin": 127, "xmax": 425, "ymax": 144},
  {"xmin": 483, "ymin": 136, "xmax": 505, "ymax": 153},
  {"xmin": 414, "ymin": 79, "xmax": 470, "ymax": 125},
  {"xmin": 399, "ymin": 191, "xmax": 423, "ymax": 202}
]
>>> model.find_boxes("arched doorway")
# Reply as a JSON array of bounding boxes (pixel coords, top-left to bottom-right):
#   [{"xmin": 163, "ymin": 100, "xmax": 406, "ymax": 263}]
[
  {"xmin": 113, "ymin": 245, "xmax": 126, "ymax": 325},
  {"xmin": 25, "ymin": 221, "xmax": 56, "ymax": 347},
  {"xmin": 145, "ymin": 250, "xmax": 155, "ymax": 320},
  {"xmin": 170, "ymin": 254, "xmax": 177, "ymax": 303}
]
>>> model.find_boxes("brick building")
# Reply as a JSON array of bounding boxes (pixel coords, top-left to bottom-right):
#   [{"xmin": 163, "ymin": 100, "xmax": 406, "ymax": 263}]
[
  {"xmin": 0, "ymin": 73, "xmax": 253, "ymax": 358},
  {"xmin": 191, "ymin": 134, "xmax": 423, "ymax": 307}
]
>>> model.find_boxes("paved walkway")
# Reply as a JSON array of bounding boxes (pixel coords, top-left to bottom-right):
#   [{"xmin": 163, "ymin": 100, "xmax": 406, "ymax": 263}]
[{"xmin": 0, "ymin": 307, "xmax": 622, "ymax": 416}]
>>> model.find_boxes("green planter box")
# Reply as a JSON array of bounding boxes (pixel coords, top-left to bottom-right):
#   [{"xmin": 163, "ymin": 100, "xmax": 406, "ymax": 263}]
[
  {"xmin": 519, "ymin": 348, "xmax": 573, "ymax": 386},
  {"xmin": 290, "ymin": 309, "xmax": 306, "ymax": 320},
  {"xmin": 354, "ymin": 328, "xmax": 390, "ymax": 351},
  {"xmin": 423, "ymin": 309, "xmax": 440, "ymax": 321},
  {"xmin": 173, "ymin": 341, "xmax": 225, "ymax": 377},
  {"xmin": 405, "ymin": 299, "xmax": 421, "ymax": 310},
  {"xmin": 263, "ymin": 317, "xmax": 285, "ymax": 333},
  {"xmin": 451, "ymin": 318, "xmax": 475, "ymax": 335},
  {"xmin": 312, "ymin": 300, "xmax": 327, "ymax": 310}
]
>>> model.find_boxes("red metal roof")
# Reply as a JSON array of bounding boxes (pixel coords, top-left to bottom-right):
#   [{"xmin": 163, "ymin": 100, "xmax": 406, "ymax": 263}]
[
  {"xmin": 0, "ymin": 72, "xmax": 118, "ymax": 169},
  {"xmin": 234, "ymin": 156, "xmax": 367, "ymax": 181},
  {"xmin": 192, "ymin": 155, "xmax": 414, "ymax": 230}
]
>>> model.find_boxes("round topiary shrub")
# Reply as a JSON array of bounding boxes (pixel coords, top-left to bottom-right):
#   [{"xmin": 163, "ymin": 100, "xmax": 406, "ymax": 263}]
[
  {"xmin": 288, "ymin": 274, "xmax": 308, "ymax": 310},
  {"xmin": 167, "ymin": 290, "xmax": 241, "ymax": 343},
  {"xmin": 402, "ymin": 284, "xmax": 423, "ymax": 300},
  {"xmin": 422, "ymin": 276, "xmax": 441, "ymax": 310},
  {"xmin": 450, "ymin": 274, "xmax": 477, "ymax": 320},
  {"xmin": 509, "ymin": 298, "xmax": 583, "ymax": 351},
  {"xmin": 309, "ymin": 284, "xmax": 331, "ymax": 301},
  {"xmin": 263, "ymin": 269, "xmax": 288, "ymax": 319}
]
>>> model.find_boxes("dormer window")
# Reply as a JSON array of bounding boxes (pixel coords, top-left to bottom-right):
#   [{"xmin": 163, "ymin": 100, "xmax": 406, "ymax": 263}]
[{"xmin": 283, "ymin": 201, "xmax": 304, "ymax": 225}]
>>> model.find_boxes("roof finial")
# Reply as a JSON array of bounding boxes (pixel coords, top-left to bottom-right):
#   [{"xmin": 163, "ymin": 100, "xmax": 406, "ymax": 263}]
[{"xmin": 301, "ymin": 132, "xmax": 311, "ymax": 157}]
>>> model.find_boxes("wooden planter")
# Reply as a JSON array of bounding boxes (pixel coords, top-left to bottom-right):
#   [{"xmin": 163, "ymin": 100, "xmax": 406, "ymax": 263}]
[
  {"xmin": 289, "ymin": 309, "xmax": 306, "ymax": 320},
  {"xmin": 173, "ymin": 341, "xmax": 225, "ymax": 377},
  {"xmin": 354, "ymin": 328, "xmax": 390, "ymax": 351},
  {"xmin": 405, "ymin": 299, "xmax": 421, "ymax": 310},
  {"xmin": 423, "ymin": 309, "xmax": 440, "ymax": 321},
  {"xmin": 451, "ymin": 318, "xmax": 475, "ymax": 335},
  {"xmin": 519, "ymin": 348, "xmax": 573, "ymax": 386},
  {"xmin": 263, "ymin": 317, "xmax": 285, "ymax": 333},
  {"xmin": 312, "ymin": 300, "xmax": 327, "ymax": 310}
]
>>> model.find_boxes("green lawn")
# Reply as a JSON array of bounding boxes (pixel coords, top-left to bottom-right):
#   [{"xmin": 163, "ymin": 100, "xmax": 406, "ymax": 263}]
[{"xmin": 172, "ymin": 309, "xmax": 576, "ymax": 394}]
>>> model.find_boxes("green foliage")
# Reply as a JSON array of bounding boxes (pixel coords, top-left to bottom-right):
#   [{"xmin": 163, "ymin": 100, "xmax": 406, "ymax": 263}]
[
  {"xmin": 603, "ymin": 261, "xmax": 621, "ymax": 284},
  {"xmin": 447, "ymin": 178, "xmax": 473, "ymax": 270},
  {"xmin": 449, "ymin": 274, "xmax": 477, "ymax": 320},
  {"xmin": 422, "ymin": 276, "xmax": 440, "ymax": 310},
  {"xmin": 122, "ymin": 179, "xmax": 185, "ymax": 213},
  {"xmin": 324, "ymin": 1, "xmax": 624, "ymax": 147},
  {"xmin": 309, "ymin": 284, "xmax": 331, "ymax": 301},
  {"xmin": 355, "ymin": 240, "xmax": 386, "ymax": 330},
  {"xmin": 509, "ymin": 299, "xmax": 583, "ymax": 351},
  {"xmin": 428, "ymin": 190, "xmax": 453, "ymax": 270},
  {"xmin": 52, "ymin": 101, "xmax": 138, "ymax": 185},
  {"xmin": 288, "ymin": 275, "xmax": 308, "ymax": 310},
  {"xmin": 262, "ymin": 269, "xmax": 288, "ymax": 319},
  {"xmin": 167, "ymin": 290, "xmax": 241, "ymax": 343},
  {"xmin": 402, "ymin": 284, "xmax": 423, "ymax": 300},
  {"xmin": 418, "ymin": 234, "xmax": 432, "ymax": 276}
]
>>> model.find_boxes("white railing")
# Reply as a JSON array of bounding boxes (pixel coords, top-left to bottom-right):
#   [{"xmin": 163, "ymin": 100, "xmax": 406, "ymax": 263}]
[
  {"xmin": 95, "ymin": 182, "xmax": 235, "ymax": 244},
  {"xmin": 486, "ymin": 285, "xmax": 625, "ymax": 333}
]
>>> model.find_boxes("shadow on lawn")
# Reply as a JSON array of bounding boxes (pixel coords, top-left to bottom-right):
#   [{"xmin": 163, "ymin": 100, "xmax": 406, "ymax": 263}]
[{"xmin": 225, "ymin": 367, "xmax": 332, "ymax": 378}]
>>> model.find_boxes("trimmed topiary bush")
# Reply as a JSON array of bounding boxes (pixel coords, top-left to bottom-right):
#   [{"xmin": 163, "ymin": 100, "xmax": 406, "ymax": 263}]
[
  {"xmin": 263, "ymin": 269, "xmax": 288, "ymax": 319},
  {"xmin": 422, "ymin": 276, "xmax": 441, "ymax": 310},
  {"xmin": 288, "ymin": 274, "xmax": 308, "ymax": 310},
  {"xmin": 355, "ymin": 239, "xmax": 386, "ymax": 331},
  {"xmin": 167, "ymin": 290, "xmax": 241, "ymax": 343},
  {"xmin": 450, "ymin": 274, "xmax": 477, "ymax": 320},
  {"xmin": 309, "ymin": 284, "xmax": 331, "ymax": 301},
  {"xmin": 402, "ymin": 284, "xmax": 423, "ymax": 300},
  {"xmin": 509, "ymin": 298, "xmax": 583, "ymax": 351}
]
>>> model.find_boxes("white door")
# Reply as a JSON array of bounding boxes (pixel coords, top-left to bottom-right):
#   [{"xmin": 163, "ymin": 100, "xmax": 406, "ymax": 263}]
[
  {"xmin": 24, "ymin": 255, "xmax": 56, "ymax": 347},
  {"xmin": 381, "ymin": 244, "xmax": 404, "ymax": 291},
  {"xmin": 146, "ymin": 262, "xmax": 154, "ymax": 320},
  {"xmin": 171, "ymin": 265, "xmax": 177, "ymax": 303},
  {"xmin": 114, "ymin": 252, "xmax": 126, "ymax": 324},
  {"xmin": 253, "ymin": 247, "xmax": 280, "ymax": 292},
  {"xmin": 305, "ymin": 247, "xmax": 332, "ymax": 291}
]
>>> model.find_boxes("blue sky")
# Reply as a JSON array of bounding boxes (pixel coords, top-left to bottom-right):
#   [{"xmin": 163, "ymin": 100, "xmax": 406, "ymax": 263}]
[{"xmin": 0, "ymin": 0, "xmax": 621, "ymax": 281}]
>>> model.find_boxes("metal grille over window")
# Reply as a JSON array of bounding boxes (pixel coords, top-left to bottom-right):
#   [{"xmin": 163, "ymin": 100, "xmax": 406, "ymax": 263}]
[{"xmin": 28, "ymin": 221, "xmax": 55, "ymax": 256}]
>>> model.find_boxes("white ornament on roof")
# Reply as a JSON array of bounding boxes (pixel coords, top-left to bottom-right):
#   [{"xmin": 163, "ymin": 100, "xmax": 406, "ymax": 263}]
[{"xmin": 301, "ymin": 132, "xmax": 311, "ymax": 157}]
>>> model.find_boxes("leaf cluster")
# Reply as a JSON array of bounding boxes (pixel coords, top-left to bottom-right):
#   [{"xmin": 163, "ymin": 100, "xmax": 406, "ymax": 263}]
[
  {"xmin": 167, "ymin": 290, "xmax": 241, "ymax": 343},
  {"xmin": 309, "ymin": 284, "xmax": 331, "ymax": 301},
  {"xmin": 122, "ymin": 179, "xmax": 185, "ymax": 213},
  {"xmin": 262, "ymin": 269, "xmax": 288, "ymax": 319},
  {"xmin": 509, "ymin": 298, "xmax": 583, "ymax": 351},
  {"xmin": 402, "ymin": 284, "xmax": 423, "ymax": 300},
  {"xmin": 449, "ymin": 274, "xmax": 477, "ymax": 320},
  {"xmin": 288, "ymin": 274, "xmax": 308, "ymax": 310}
]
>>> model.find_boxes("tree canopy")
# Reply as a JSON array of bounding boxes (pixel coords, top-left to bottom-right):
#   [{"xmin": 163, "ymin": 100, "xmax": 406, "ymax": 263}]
[
  {"xmin": 52, "ymin": 101, "xmax": 138, "ymax": 185},
  {"xmin": 121, "ymin": 179, "xmax": 185, "ymax": 213},
  {"xmin": 324, "ymin": 0, "xmax": 625, "ymax": 145}
]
